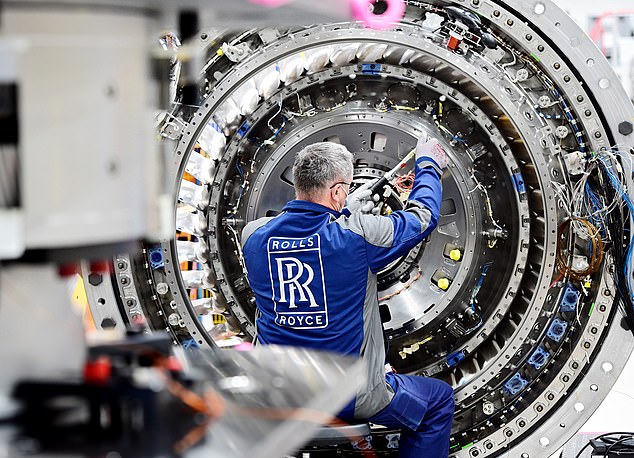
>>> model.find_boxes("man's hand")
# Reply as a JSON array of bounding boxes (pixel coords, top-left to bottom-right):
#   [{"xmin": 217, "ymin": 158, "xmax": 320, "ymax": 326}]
[
  {"xmin": 346, "ymin": 181, "xmax": 376, "ymax": 214},
  {"xmin": 416, "ymin": 137, "xmax": 448, "ymax": 171}
]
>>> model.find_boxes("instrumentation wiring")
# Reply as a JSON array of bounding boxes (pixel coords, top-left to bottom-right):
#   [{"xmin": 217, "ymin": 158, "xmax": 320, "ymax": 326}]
[
  {"xmin": 469, "ymin": 169, "xmax": 504, "ymax": 248},
  {"xmin": 596, "ymin": 150, "xmax": 634, "ymax": 314},
  {"xmin": 556, "ymin": 217, "xmax": 604, "ymax": 281},
  {"xmin": 379, "ymin": 268, "xmax": 422, "ymax": 302},
  {"xmin": 490, "ymin": 31, "xmax": 587, "ymax": 153},
  {"xmin": 462, "ymin": 262, "xmax": 492, "ymax": 334},
  {"xmin": 394, "ymin": 171, "xmax": 415, "ymax": 195}
]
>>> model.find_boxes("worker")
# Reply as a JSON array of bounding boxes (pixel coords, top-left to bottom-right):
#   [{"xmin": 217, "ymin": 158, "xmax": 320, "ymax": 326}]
[{"xmin": 241, "ymin": 137, "xmax": 454, "ymax": 458}]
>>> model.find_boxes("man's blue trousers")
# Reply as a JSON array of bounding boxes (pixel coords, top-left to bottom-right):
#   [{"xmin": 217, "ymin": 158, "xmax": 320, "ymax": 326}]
[{"xmin": 368, "ymin": 372, "xmax": 455, "ymax": 458}]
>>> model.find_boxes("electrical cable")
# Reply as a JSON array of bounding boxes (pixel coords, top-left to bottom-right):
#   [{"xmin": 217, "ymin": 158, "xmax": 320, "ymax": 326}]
[
  {"xmin": 574, "ymin": 432, "xmax": 634, "ymax": 458},
  {"xmin": 469, "ymin": 169, "xmax": 504, "ymax": 248},
  {"xmin": 555, "ymin": 217, "xmax": 604, "ymax": 281}
]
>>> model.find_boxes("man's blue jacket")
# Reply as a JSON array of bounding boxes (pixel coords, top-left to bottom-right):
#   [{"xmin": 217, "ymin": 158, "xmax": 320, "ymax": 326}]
[{"xmin": 242, "ymin": 156, "xmax": 442, "ymax": 419}]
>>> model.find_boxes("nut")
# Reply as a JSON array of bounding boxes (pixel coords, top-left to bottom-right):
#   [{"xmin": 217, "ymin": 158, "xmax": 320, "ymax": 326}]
[
  {"xmin": 88, "ymin": 273, "xmax": 103, "ymax": 286},
  {"xmin": 101, "ymin": 317, "xmax": 116, "ymax": 329},
  {"xmin": 618, "ymin": 121, "xmax": 633, "ymax": 136}
]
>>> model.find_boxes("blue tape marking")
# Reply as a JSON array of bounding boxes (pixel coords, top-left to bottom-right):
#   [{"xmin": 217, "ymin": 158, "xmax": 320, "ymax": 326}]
[
  {"xmin": 148, "ymin": 247, "xmax": 164, "ymax": 270},
  {"xmin": 512, "ymin": 173, "xmax": 526, "ymax": 193},
  {"xmin": 504, "ymin": 373, "xmax": 528, "ymax": 395},
  {"xmin": 447, "ymin": 351, "xmax": 465, "ymax": 367},
  {"xmin": 527, "ymin": 346, "xmax": 550, "ymax": 369},
  {"xmin": 547, "ymin": 318, "xmax": 568, "ymax": 342},
  {"xmin": 361, "ymin": 63, "xmax": 381, "ymax": 74},
  {"xmin": 560, "ymin": 283, "xmax": 579, "ymax": 313}
]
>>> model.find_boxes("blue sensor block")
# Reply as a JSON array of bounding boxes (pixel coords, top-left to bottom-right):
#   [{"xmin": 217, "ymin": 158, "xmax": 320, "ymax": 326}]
[
  {"xmin": 560, "ymin": 283, "xmax": 580, "ymax": 313},
  {"xmin": 182, "ymin": 339, "xmax": 200, "ymax": 350},
  {"xmin": 447, "ymin": 351, "xmax": 466, "ymax": 367},
  {"xmin": 512, "ymin": 173, "xmax": 526, "ymax": 194},
  {"xmin": 547, "ymin": 318, "xmax": 568, "ymax": 342},
  {"xmin": 148, "ymin": 247, "xmax": 164, "ymax": 270},
  {"xmin": 361, "ymin": 63, "xmax": 381, "ymax": 74},
  {"xmin": 504, "ymin": 373, "xmax": 528, "ymax": 396},
  {"xmin": 527, "ymin": 346, "xmax": 550, "ymax": 370},
  {"xmin": 237, "ymin": 121, "xmax": 250, "ymax": 138}
]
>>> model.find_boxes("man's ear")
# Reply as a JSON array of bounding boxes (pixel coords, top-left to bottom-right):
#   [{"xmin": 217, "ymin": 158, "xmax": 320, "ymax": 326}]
[{"xmin": 330, "ymin": 185, "xmax": 339, "ymax": 200}]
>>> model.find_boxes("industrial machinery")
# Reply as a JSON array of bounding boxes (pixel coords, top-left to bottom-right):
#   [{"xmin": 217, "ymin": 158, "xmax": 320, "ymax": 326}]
[
  {"xmin": 0, "ymin": 2, "xmax": 363, "ymax": 457},
  {"xmin": 15, "ymin": 0, "xmax": 634, "ymax": 456}
]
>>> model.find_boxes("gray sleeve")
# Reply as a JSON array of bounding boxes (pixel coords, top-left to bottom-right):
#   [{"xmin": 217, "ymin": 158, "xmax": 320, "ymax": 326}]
[
  {"xmin": 241, "ymin": 217, "xmax": 275, "ymax": 247},
  {"xmin": 337, "ymin": 212, "xmax": 394, "ymax": 247},
  {"xmin": 336, "ymin": 206, "xmax": 434, "ymax": 273}
]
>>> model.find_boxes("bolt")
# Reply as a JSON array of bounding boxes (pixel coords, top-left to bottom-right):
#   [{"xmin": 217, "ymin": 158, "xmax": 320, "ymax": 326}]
[
  {"xmin": 536, "ymin": 404, "xmax": 544, "ymax": 412},
  {"xmin": 493, "ymin": 10, "xmax": 500, "ymax": 17},
  {"xmin": 577, "ymin": 95, "xmax": 584, "ymax": 102},
  {"xmin": 117, "ymin": 260, "xmax": 127, "ymax": 270},
  {"xmin": 126, "ymin": 298, "xmax": 136, "ymax": 307},
  {"xmin": 599, "ymin": 304, "xmax": 607, "ymax": 312},
  {"xmin": 88, "ymin": 273, "xmax": 103, "ymax": 286},
  {"xmin": 585, "ymin": 109, "xmax": 592, "ymax": 117},
  {"xmin": 168, "ymin": 313, "xmax": 180, "ymax": 326},
  {"xmin": 547, "ymin": 393, "xmax": 555, "ymax": 401},
  {"xmin": 553, "ymin": 62, "xmax": 561, "ymax": 70},
  {"xmin": 525, "ymin": 33, "xmax": 533, "ymax": 40},
  {"xmin": 120, "ymin": 276, "xmax": 130, "ymax": 286},
  {"xmin": 507, "ymin": 19, "xmax": 514, "ymax": 26},
  {"xmin": 101, "ymin": 317, "xmax": 116, "ymax": 329},
  {"xmin": 572, "ymin": 362, "xmax": 579, "ymax": 369},
  {"xmin": 619, "ymin": 121, "xmax": 634, "ymax": 136},
  {"xmin": 583, "ymin": 341, "xmax": 591, "ymax": 349},
  {"xmin": 538, "ymin": 45, "xmax": 545, "ymax": 52},
  {"xmin": 594, "ymin": 131, "xmax": 602, "ymax": 139},
  {"xmin": 506, "ymin": 429, "xmax": 513, "ymax": 437},
  {"xmin": 157, "ymin": 282, "xmax": 169, "ymax": 295},
  {"xmin": 562, "ymin": 375, "xmax": 570, "ymax": 382},
  {"xmin": 564, "ymin": 75, "xmax": 571, "ymax": 82},
  {"xmin": 518, "ymin": 420, "xmax": 526, "ymax": 428}
]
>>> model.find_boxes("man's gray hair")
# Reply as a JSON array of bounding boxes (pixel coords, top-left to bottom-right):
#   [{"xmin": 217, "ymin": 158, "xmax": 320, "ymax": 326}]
[{"xmin": 293, "ymin": 142, "xmax": 354, "ymax": 196}]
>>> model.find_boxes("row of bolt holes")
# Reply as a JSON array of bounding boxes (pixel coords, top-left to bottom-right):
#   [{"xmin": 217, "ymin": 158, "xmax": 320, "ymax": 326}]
[
  {"xmin": 496, "ymin": 2, "xmax": 607, "ymax": 87},
  {"xmin": 488, "ymin": 1, "xmax": 606, "ymax": 87},
  {"xmin": 469, "ymin": 380, "xmax": 604, "ymax": 456}
]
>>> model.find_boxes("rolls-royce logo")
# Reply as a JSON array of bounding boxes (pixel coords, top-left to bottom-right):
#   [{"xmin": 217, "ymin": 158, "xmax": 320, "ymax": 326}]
[{"xmin": 267, "ymin": 234, "xmax": 328, "ymax": 329}]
